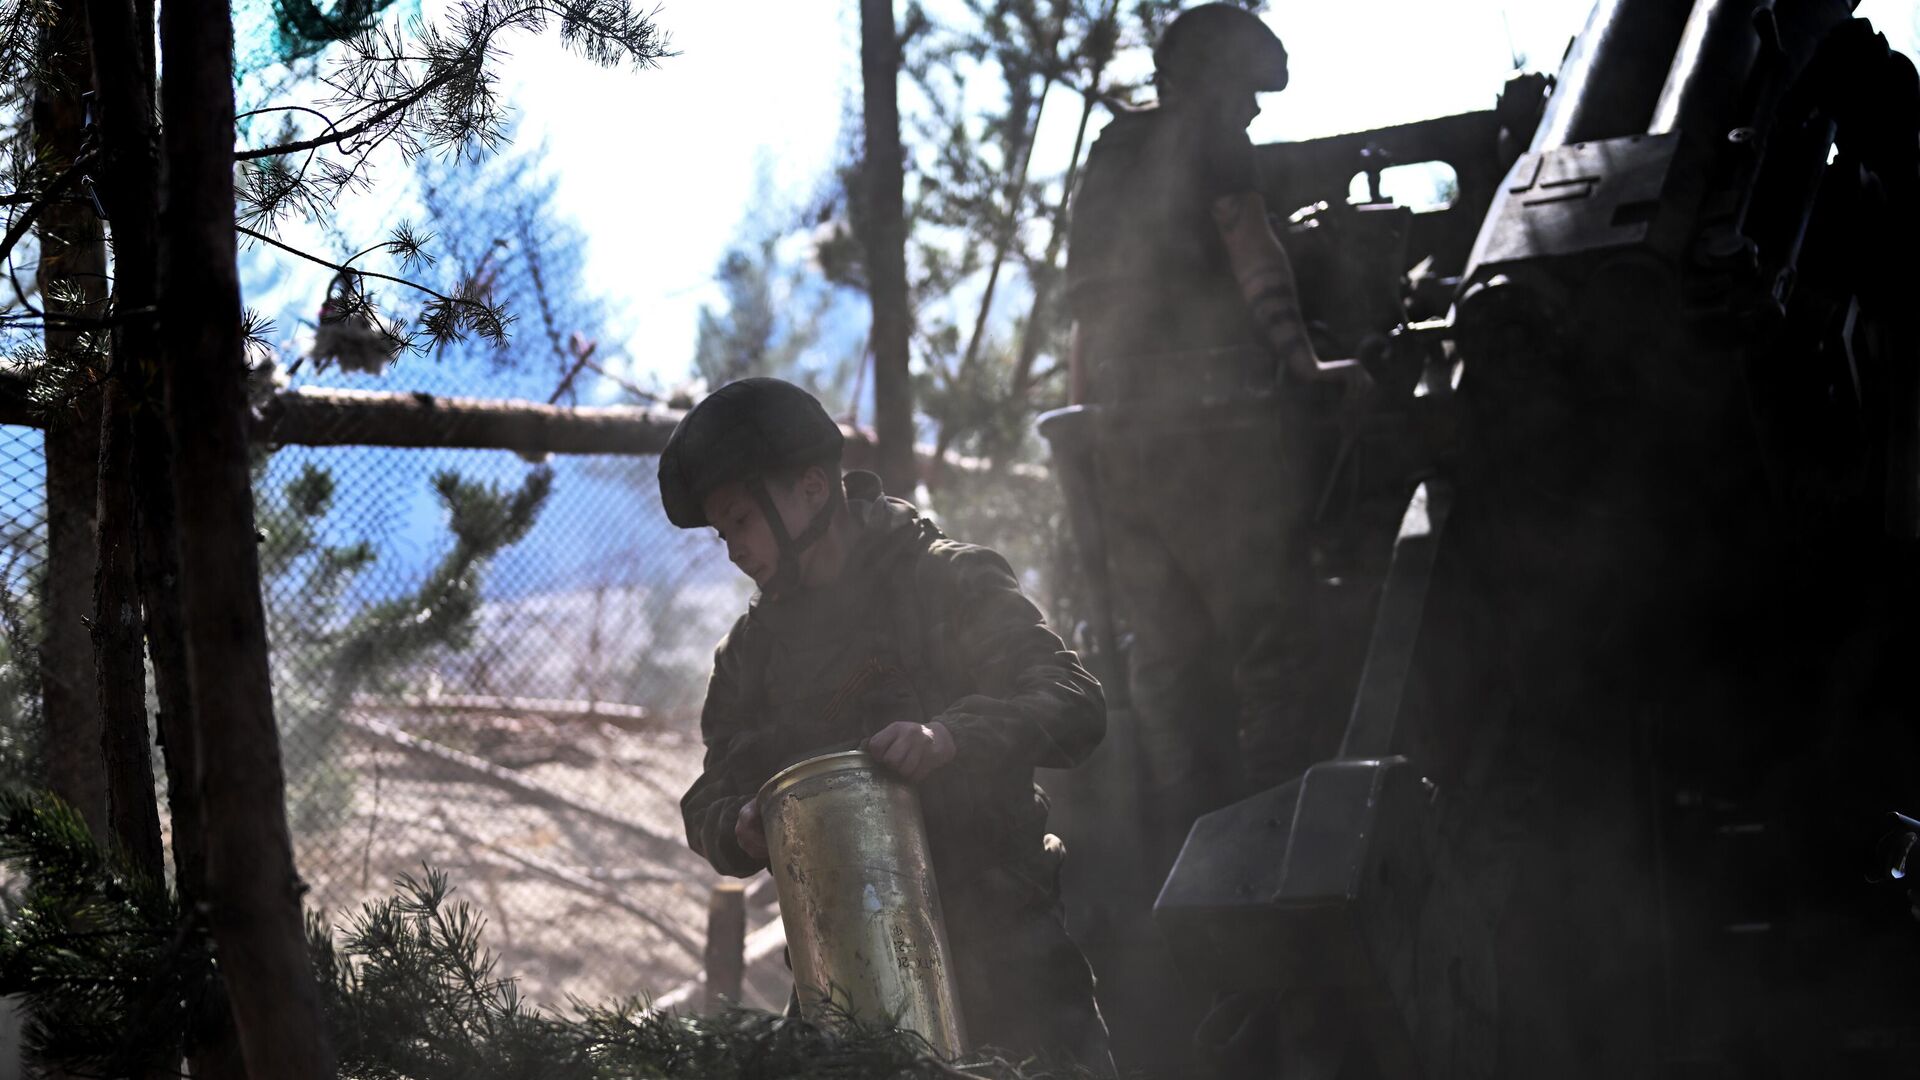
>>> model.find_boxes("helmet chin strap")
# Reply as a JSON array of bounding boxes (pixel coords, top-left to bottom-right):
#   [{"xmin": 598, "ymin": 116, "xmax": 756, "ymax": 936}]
[{"xmin": 750, "ymin": 478, "xmax": 835, "ymax": 595}]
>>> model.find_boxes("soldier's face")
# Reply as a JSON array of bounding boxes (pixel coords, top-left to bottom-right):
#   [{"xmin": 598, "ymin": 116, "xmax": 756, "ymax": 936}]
[
  {"xmin": 704, "ymin": 482, "xmax": 781, "ymax": 587},
  {"xmin": 701, "ymin": 475, "xmax": 820, "ymax": 588}
]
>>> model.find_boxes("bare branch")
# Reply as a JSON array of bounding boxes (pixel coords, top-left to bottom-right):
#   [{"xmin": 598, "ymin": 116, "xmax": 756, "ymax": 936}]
[{"xmin": 236, "ymin": 223, "xmax": 476, "ymax": 310}]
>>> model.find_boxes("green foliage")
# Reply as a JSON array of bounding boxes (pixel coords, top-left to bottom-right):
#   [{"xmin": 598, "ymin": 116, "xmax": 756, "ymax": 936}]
[
  {"xmin": 694, "ymin": 237, "xmax": 818, "ymax": 389},
  {"xmin": 0, "ymin": 792, "xmax": 214, "ymax": 1076},
  {"xmin": 314, "ymin": 866, "xmax": 569, "ymax": 1076},
  {"xmin": 9, "ymin": 337, "xmax": 105, "ymax": 423},
  {"xmin": 0, "ymin": 793, "xmax": 1075, "ymax": 1079},
  {"xmin": 261, "ymin": 460, "xmax": 554, "ymax": 831},
  {"xmin": 222, "ymin": 0, "xmax": 672, "ymax": 366},
  {"xmin": 0, "ymin": 553, "xmax": 44, "ymax": 790},
  {"xmin": 272, "ymin": 0, "xmax": 407, "ymax": 65},
  {"xmin": 412, "ymin": 141, "xmax": 630, "ymax": 400},
  {"xmin": 315, "ymin": 866, "xmax": 1009, "ymax": 1078},
  {"xmin": 338, "ymin": 466, "xmax": 551, "ymax": 664}
]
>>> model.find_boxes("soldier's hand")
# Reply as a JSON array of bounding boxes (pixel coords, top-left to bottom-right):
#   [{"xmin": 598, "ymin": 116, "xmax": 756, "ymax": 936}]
[
  {"xmin": 864, "ymin": 721, "xmax": 957, "ymax": 783},
  {"xmin": 735, "ymin": 799, "xmax": 768, "ymax": 861}
]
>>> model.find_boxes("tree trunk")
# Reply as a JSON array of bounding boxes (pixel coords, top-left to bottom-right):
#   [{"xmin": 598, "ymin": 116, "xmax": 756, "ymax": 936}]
[
  {"xmin": 157, "ymin": 0, "xmax": 335, "ymax": 1072},
  {"xmin": 132, "ymin": 413, "xmax": 202, "ymax": 897},
  {"xmin": 83, "ymin": 0, "xmax": 196, "ymax": 885},
  {"xmin": 33, "ymin": 0, "xmax": 108, "ymax": 842},
  {"xmin": 80, "ymin": 0, "xmax": 165, "ymax": 872},
  {"xmin": 82, "ymin": 1, "xmax": 242, "ymax": 1070},
  {"xmin": 860, "ymin": 0, "xmax": 915, "ymax": 498},
  {"xmin": 91, "ymin": 380, "xmax": 162, "ymax": 879}
]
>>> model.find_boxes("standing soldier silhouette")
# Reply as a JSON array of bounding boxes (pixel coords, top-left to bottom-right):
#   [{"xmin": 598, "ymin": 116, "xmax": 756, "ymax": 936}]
[
  {"xmin": 1065, "ymin": 4, "xmax": 1370, "ymax": 872},
  {"xmin": 663, "ymin": 379, "xmax": 1115, "ymax": 1072}
]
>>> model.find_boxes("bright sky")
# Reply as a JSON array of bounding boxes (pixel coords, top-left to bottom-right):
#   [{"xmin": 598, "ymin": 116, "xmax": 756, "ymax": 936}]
[
  {"xmin": 498, "ymin": 0, "xmax": 1604, "ymax": 388},
  {"xmin": 275, "ymin": 0, "xmax": 1920, "ymax": 393},
  {"xmin": 486, "ymin": 1, "xmax": 855, "ymax": 388}
]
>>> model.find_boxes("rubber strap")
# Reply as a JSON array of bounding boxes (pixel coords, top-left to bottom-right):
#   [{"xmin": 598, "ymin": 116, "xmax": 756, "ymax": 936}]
[{"xmin": 751, "ymin": 478, "xmax": 835, "ymax": 594}]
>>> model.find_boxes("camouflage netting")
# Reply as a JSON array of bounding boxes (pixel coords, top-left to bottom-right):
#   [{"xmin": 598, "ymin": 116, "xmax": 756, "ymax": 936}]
[{"xmin": 233, "ymin": 0, "xmax": 417, "ymax": 81}]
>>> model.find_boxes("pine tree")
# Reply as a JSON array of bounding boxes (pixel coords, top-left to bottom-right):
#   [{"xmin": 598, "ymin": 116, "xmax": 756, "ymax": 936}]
[
  {"xmin": 861, "ymin": 0, "xmax": 917, "ymax": 497},
  {"xmin": 806, "ymin": 1, "xmax": 1214, "ymax": 468},
  {"xmin": 0, "ymin": 0, "xmax": 671, "ymax": 1069},
  {"xmin": 700, "ymin": 1, "xmax": 1213, "ymax": 601},
  {"xmin": 0, "ymin": 791, "xmax": 1079, "ymax": 1078},
  {"xmin": 410, "ymin": 141, "xmax": 630, "ymax": 402},
  {"xmin": 692, "ymin": 234, "xmax": 840, "ymax": 396}
]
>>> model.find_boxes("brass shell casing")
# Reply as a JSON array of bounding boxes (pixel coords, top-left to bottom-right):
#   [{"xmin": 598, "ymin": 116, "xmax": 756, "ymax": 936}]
[{"xmin": 758, "ymin": 751, "xmax": 966, "ymax": 1056}]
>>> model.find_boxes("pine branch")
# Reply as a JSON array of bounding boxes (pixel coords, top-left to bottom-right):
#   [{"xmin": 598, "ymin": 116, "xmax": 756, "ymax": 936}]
[
  {"xmin": 235, "ymin": 0, "xmax": 670, "ymax": 162},
  {"xmin": 0, "ymin": 802, "xmax": 1082, "ymax": 1077},
  {"xmin": 0, "ymin": 147, "xmax": 95, "ymax": 277},
  {"xmin": 235, "ymin": 224, "xmax": 511, "ymax": 352}
]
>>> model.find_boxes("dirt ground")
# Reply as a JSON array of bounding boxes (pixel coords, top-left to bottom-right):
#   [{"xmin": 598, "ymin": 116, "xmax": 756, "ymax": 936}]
[{"xmin": 297, "ymin": 707, "xmax": 790, "ymax": 1012}]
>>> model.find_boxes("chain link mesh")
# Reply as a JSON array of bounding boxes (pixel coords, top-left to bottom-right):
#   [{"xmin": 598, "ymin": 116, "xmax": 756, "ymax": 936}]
[
  {"xmin": 254, "ymin": 434, "xmax": 755, "ymax": 1007},
  {"xmin": 0, "ymin": 395, "xmax": 1070, "ymax": 1009},
  {"xmin": 0, "ymin": 408, "xmax": 778, "ymax": 1007},
  {"xmin": 0, "ymin": 425, "xmax": 46, "ymax": 786}
]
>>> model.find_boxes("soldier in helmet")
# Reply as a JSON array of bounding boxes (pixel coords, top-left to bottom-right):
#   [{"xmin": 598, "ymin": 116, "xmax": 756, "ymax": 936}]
[
  {"xmin": 664, "ymin": 378, "xmax": 1113, "ymax": 1072},
  {"xmin": 1064, "ymin": 4, "xmax": 1370, "ymax": 872}
]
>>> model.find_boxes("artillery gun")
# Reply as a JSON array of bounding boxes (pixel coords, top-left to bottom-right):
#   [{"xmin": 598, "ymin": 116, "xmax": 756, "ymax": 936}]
[{"xmin": 1042, "ymin": 1, "xmax": 1920, "ymax": 1076}]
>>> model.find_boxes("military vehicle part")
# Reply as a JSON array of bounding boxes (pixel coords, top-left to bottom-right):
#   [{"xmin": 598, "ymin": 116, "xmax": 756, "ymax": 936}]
[{"xmin": 1155, "ymin": 481, "xmax": 1458, "ymax": 1068}]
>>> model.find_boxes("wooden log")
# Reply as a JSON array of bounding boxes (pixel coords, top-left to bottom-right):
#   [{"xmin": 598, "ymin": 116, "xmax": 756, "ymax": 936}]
[
  {"xmin": 433, "ymin": 811, "xmax": 704, "ymax": 967},
  {"xmin": 257, "ymin": 386, "xmax": 1046, "ymax": 487},
  {"xmin": 0, "ymin": 375, "xmax": 1049, "ymax": 489},
  {"xmin": 343, "ymin": 712, "xmax": 702, "ymax": 875},
  {"xmin": 254, "ymin": 387, "xmax": 682, "ymax": 456},
  {"xmin": 703, "ymin": 881, "xmax": 746, "ymax": 1012}
]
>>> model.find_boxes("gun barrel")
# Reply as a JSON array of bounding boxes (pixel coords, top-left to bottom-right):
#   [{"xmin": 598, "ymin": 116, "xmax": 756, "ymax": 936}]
[{"xmin": 1532, "ymin": 0, "xmax": 1696, "ymax": 152}]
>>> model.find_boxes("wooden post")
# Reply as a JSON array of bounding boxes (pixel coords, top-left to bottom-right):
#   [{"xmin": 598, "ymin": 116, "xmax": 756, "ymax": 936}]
[{"xmin": 703, "ymin": 881, "xmax": 747, "ymax": 1013}]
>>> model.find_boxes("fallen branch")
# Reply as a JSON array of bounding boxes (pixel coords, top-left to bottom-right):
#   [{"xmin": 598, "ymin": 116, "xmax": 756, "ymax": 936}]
[
  {"xmin": 352, "ymin": 693, "xmax": 651, "ymax": 729},
  {"xmin": 433, "ymin": 809, "xmax": 704, "ymax": 967},
  {"xmin": 343, "ymin": 712, "xmax": 701, "ymax": 874}
]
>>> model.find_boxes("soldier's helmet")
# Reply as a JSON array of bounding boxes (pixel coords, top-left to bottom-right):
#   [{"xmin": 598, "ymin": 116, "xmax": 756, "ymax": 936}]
[
  {"xmin": 657, "ymin": 377, "xmax": 845, "ymax": 529},
  {"xmin": 1154, "ymin": 3, "xmax": 1290, "ymax": 94}
]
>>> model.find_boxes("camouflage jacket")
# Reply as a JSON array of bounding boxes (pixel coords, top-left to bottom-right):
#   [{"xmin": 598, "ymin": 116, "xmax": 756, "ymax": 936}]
[
  {"xmin": 680, "ymin": 486, "xmax": 1106, "ymax": 888},
  {"xmin": 1066, "ymin": 101, "xmax": 1263, "ymax": 370}
]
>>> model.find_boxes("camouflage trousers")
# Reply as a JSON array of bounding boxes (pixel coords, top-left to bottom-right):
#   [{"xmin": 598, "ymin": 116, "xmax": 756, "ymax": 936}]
[
  {"xmin": 943, "ymin": 856, "xmax": 1114, "ymax": 1075},
  {"xmin": 1095, "ymin": 418, "xmax": 1336, "ymax": 873}
]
